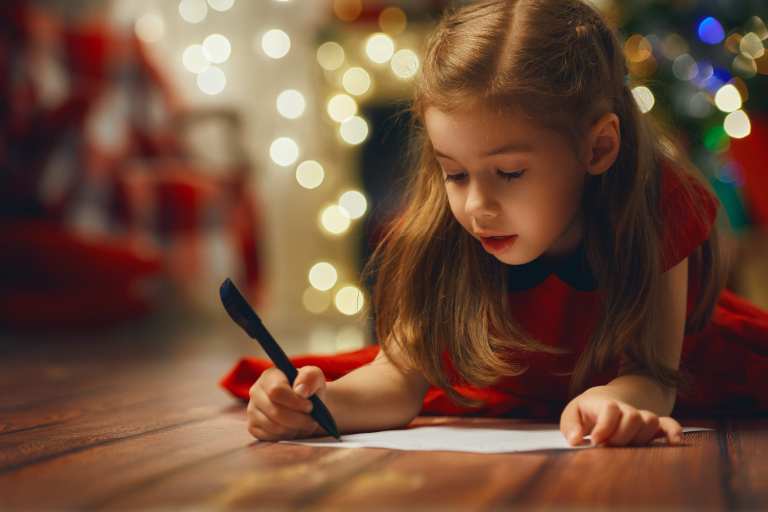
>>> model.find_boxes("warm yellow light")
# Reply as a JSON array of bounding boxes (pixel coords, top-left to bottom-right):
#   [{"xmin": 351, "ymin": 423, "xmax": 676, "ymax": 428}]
[
  {"xmin": 327, "ymin": 94, "xmax": 357, "ymax": 122},
  {"xmin": 179, "ymin": 0, "xmax": 207, "ymax": 23},
  {"xmin": 303, "ymin": 288, "xmax": 330, "ymax": 315},
  {"xmin": 733, "ymin": 54, "xmax": 757, "ymax": 77},
  {"xmin": 261, "ymin": 29, "xmax": 291, "ymax": 59},
  {"xmin": 339, "ymin": 116, "xmax": 369, "ymax": 145},
  {"xmin": 365, "ymin": 33, "xmax": 395, "ymax": 64},
  {"xmin": 196, "ymin": 66, "xmax": 226, "ymax": 95},
  {"xmin": 135, "ymin": 13, "xmax": 165, "ymax": 43},
  {"xmin": 203, "ymin": 33, "xmax": 231, "ymax": 64},
  {"xmin": 740, "ymin": 32, "xmax": 765, "ymax": 59},
  {"xmin": 317, "ymin": 42, "xmax": 345, "ymax": 71},
  {"xmin": 276, "ymin": 89, "xmax": 306, "ymax": 119},
  {"xmin": 624, "ymin": 34, "xmax": 653, "ymax": 63},
  {"xmin": 631, "ymin": 86, "xmax": 655, "ymax": 113},
  {"xmin": 714, "ymin": 84, "xmax": 743, "ymax": 113},
  {"xmin": 207, "ymin": 0, "xmax": 235, "ymax": 12},
  {"xmin": 378, "ymin": 6, "xmax": 407, "ymax": 35},
  {"xmin": 334, "ymin": 285, "xmax": 365, "ymax": 316},
  {"xmin": 342, "ymin": 67, "xmax": 371, "ymax": 96},
  {"xmin": 320, "ymin": 205, "xmax": 351, "ymax": 235},
  {"xmin": 182, "ymin": 44, "xmax": 210, "ymax": 74},
  {"xmin": 391, "ymin": 49, "xmax": 419, "ymax": 79},
  {"xmin": 308, "ymin": 262, "xmax": 338, "ymax": 291},
  {"xmin": 296, "ymin": 160, "xmax": 325, "ymax": 189},
  {"xmin": 334, "ymin": 0, "xmax": 362, "ymax": 22},
  {"xmin": 724, "ymin": 110, "xmax": 751, "ymax": 139},
  {"xmin": 338, "ymin": 190, "xmax": 367, "ymax": 219},
  {"xmin": 269, "ymin": 137, "xmax": 299, "ymax": 166}
]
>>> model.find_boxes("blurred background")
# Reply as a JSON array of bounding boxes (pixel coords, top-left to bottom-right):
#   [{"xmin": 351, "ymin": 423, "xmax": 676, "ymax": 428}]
[{"xmin": 1, "ymin": 0, "xmax": 766, "ymax": 356}]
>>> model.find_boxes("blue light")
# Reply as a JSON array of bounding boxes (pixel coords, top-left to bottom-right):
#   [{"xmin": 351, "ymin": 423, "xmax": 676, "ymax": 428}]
[{"xmin": 698, "ymin": 17, "xmax": 725, "ymax": 45}]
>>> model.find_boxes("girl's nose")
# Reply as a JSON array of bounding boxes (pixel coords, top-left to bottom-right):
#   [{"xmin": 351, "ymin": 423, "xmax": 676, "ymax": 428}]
[{"xmin": 465, "ymin": 181, "xmax": 500, "ymax": 219}]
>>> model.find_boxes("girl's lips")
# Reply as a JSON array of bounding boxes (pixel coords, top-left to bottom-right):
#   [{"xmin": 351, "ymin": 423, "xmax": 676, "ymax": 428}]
[{"xmin": 480, "ymin": 235, "xmax": 518, "ymax": 252}]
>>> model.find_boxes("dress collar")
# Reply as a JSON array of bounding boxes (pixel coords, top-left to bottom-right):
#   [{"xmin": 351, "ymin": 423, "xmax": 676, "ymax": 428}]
[{"xmin": 505, "ymin": 242, "xmax": 598, "ymax": 292}]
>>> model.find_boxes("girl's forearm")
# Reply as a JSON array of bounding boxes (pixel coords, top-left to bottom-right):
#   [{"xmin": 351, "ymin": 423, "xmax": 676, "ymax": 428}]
[
  {"xmin": 587, "ymin": 374, "xmax": 677, "ymax": 416},
  {"xmin": 322, "ymin": 361, "xmax": 427, "ymax": 434}
]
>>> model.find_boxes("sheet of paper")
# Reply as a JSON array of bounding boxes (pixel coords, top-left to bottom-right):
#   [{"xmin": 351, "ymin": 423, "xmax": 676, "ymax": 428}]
[{"xmin": 282, "ymin": 425, "xmax": 713, "ymax": 453}]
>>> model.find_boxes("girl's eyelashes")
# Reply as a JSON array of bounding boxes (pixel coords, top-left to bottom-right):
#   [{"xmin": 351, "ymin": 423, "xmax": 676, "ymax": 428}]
[{"xmin": 443, "ymin": 169, "xmax": 526, "ymax": 183}]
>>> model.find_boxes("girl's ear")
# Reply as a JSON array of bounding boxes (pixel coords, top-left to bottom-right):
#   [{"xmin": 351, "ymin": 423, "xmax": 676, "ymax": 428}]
[{"xmin": 584, "ymin": 112, "xmax": 621, "ymax": 176}]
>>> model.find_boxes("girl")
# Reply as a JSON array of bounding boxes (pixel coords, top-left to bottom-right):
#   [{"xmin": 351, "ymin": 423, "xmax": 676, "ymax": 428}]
[{"xmin": 224, "ymin": 0, "xmax": 768, "ymax": 447}]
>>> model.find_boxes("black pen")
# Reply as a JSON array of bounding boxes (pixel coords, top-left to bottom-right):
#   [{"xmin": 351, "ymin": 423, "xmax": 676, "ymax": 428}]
[{"xmin": 219, "ymin": 278, "xmax": 341, "ymax": 440}]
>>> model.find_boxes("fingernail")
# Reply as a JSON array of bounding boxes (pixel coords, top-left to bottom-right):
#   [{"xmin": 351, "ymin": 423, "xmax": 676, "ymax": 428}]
[
  {"xmin": 569, "ymin": 430, "xmax": 581, "ymax": 443},
  {"xmin": 674, "ymin": 434, "xmax": 682, "ymax": 444},
  {"xmin": 294, "ymin": 383, "xmax": 307, "ymax": 397}
]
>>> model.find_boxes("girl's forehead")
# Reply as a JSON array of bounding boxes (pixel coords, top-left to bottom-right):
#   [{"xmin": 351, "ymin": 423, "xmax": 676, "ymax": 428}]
[{"xmin": 424, "ymin": 105, "xmax": 549, "ymax": 146}]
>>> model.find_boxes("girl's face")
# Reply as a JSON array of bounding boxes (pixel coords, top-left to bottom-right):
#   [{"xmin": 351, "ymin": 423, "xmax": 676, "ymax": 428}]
[{"xmin": 425, "ymin": 104, "xmax": 589, "ymax": 265}]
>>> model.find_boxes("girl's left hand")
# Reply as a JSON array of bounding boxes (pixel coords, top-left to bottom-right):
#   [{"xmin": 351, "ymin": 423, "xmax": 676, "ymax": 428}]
[{"xmin": 559, "ymin": 389, "xmax": 683, "ymax": 447}]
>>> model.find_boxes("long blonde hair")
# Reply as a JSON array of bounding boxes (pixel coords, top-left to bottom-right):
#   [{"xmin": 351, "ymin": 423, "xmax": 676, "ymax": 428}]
[{"xmin": 362, "ymin": 0, "xmax": 727, "ymax": 408}]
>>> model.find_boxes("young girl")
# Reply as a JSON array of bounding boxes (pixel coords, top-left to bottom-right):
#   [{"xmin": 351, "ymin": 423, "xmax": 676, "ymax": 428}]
[{"xmin": 223, "ymin": 0, "xmax": 768, "ymax": 447}]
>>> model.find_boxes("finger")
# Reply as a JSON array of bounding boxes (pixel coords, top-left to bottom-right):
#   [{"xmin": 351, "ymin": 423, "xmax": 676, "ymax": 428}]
[
  {"xmin": 590, "ymin": 401, "xmax": 622, "ymax": 446},
  {"xmin": 560, "ymin": 401, "xmax": 587, "ymax": 446},
  {"xmin": 606, "ymin": 407, "xmax": 644, "ymax": 446},
  {"xmin": 659, "ymin": 417, "xmax": 684, "ymax": 445},
  {"xmin": 293, "ymin": 366, "xmax": 326, "ymax": 400},
  {"xmin": 251, "ymin": 386, "xmax": 317, "ymax": 434},
  {"xmin": 629, "ymin": 411, "xmax": 661, "ymax": 445},
  {"xmin": 248, "ymin": 408, "xmax": 288, "ymax": 440}
]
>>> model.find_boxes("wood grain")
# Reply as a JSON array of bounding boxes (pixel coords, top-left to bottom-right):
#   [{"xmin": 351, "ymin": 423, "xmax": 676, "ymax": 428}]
[{"xmin": 0, "ymin": 323, "xmax": 766, "ymax": 511}]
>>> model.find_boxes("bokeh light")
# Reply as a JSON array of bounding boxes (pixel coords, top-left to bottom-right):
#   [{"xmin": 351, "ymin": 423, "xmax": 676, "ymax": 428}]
[
  {"xmin": 342, "ymin": 67, "xmax": 371, "ymax": 96},
  {"xmin": 334, "ymin": 285, "xmax": 365, "ymax": 316},
  {"xmin": 327, "ymin": 94, "xmax": 358, "ymax": 122},
  {"xmin": 196, "ymin": 66, "xmax": 226, "ymax": 95},
  {"xmin": 179, "ymin": 0, "xmax": 207, "ymax": 23},
  {"xmin": 308, "ymin": 262, "xmax": 338, "ymax": 291},
  {"xmin": 317, "ymin": 42, "xmax": 345, "ymax": 71},
  {"xmin": 320, "ymin": 205, "xmax": 351, "ymax": 235},
  {"xmin": 339, "ymin": 116, "xmax": 369, "ymax": 145},
  {"xmin": 631, "ymin": 86, "xmax": 655, "ymax": 113},
  {"xmin": 203, "ymin": 34, "xmax": 231, "ymax": 64},
  {"xmin": 723, "ymin": 110, "xmax": 751, "ymax": 139},
  {"xmin": 207, "ymin": 0, "xmax": 235, "ymax": 12},
  {"xmin": 365, "ymin": 33, "xmax": 395, "ymax": 64},
  {"xmin": 261, "ymin": 29, "xmax": 291, "ymax": 59},
  {"xmin": 296, "ymin": 160, "xmax": 325, "ymax": 189},
  {"xmin": 338, "ymin": 190, "xmax": 367, "ymax": 219},
  {"xmin": 697, "ymin": 17, "xmax": 725, "ymax": 45},
  {"xmin": 334, "ymin": 0, "xmax": 362, "ymax": 22},
  {"xmin": 276, "ymin": 89, "xmax": 306, "ymax": 119},
  {"xmin": 391, "ymin": 49, "xmax": 420, "ymax": 79},
  {"xmin": 182, "ymin": 44, "xmax": 210, "ymax": 74},
  {"xmin": 379, "ymin": 6, "xmax": 407, "ymax": 35},
  {"xmin": 270, "ymin": 137, "xmax": 300, "ymax": 166},
  {"xmin": 714, "ymin": 84, "xmax": 743, "ymax": 113},
  {"xmin": 302, "ymin": 287, "xmax": 331, "ymax": 314}
]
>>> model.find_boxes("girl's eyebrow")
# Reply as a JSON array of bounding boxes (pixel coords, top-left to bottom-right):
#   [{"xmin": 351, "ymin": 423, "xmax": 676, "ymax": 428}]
[{"xmin": 433, "ymin": 141, "xmax": 534, "ymax": 160}]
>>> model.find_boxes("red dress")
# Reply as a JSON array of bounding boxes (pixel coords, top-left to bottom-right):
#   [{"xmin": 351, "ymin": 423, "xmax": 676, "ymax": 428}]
[{"xmin": 220, "ymin": 162, "xmax": 768, "ymax": 419}]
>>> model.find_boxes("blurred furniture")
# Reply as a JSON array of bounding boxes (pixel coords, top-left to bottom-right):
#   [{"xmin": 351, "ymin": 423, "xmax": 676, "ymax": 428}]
[{"xmin": 0, "ymin": 2, "xmax": 264, "ymax": 330}]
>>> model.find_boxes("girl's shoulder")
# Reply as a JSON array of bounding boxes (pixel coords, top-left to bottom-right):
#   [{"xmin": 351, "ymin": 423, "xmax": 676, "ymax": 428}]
[{"xmin": 658, "ymin": 158, "xmax": 720, "ymax": 272}]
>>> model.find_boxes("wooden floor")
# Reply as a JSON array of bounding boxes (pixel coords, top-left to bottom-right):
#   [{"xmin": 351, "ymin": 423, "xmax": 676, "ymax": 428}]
[{"xmin": 1, "ymin": 311, "xmax": 767, "ymax": 511}]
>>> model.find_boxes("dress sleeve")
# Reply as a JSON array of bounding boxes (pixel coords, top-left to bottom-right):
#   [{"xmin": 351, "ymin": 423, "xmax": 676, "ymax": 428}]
[{"xmin": 659, "ymin": 162, "xmax": 720, "ymax": 272}]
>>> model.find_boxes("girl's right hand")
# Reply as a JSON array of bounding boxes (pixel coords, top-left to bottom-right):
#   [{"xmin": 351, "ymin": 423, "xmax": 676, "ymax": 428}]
[{"xmin": 246, "ymin": 365, "xmax": 328, "ymax": 441}]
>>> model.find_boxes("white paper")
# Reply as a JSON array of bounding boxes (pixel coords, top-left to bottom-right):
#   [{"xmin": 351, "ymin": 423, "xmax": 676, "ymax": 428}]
[{"xmin": 282, "ymin": 425, "xmax": 713, "ymax": 453}]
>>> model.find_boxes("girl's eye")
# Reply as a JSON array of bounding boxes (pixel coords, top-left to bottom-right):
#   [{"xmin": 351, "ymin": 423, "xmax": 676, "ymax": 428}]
[
  {"xmin": 443, "ymin": 170, "xmax": 525, "ymax": 183},
  {"xmin": 498, "ymin": 169, "xmax": 526, "ymax": 181},
  {"xmin": 443, "ymin": 173, "xmax": 467, "ymax": 183}
]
